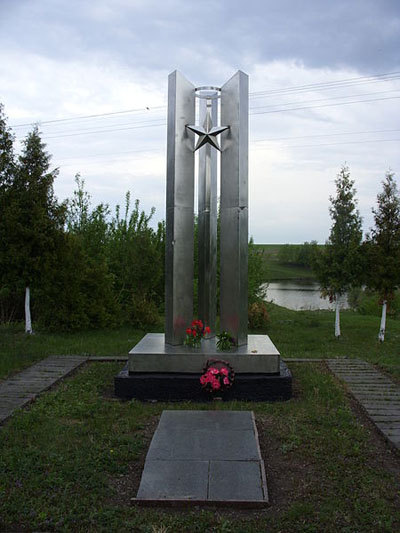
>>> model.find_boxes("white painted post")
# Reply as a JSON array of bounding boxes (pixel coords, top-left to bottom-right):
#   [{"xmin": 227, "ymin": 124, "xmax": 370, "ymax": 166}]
[
  {"xmin": 335, "ymin": 294, "xmax": 341, "ymax": 338},
  {"xmin": 378, "ymin": 300, "xmax": 387, "ymax": 342},
  {"xmin": 25, "ymin": 286, "xmax": 32, "ymax": 334}
]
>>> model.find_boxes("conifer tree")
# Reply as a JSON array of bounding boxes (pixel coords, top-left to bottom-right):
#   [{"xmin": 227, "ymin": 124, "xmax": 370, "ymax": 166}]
[
  {"xmin": 12, "ymin": 125, "xmax": 65, "ymax": 332},
  {"xmin": 0, "ymin": 104, "xmax": 18, "ymax": 322},
  {"xmin": 314, "ymin": 166, "xmax": 362, "ymax": 337},
  {"xmin": 365, "ymin": 171, "xmax": 400, "ymax": 341},
  {"xmin": 0, "ymin": 103, "xmax": 15, "ymax": 188}
]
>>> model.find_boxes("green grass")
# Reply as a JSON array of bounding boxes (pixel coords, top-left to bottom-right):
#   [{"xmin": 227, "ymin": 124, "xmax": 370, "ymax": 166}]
[
  {"xmin": 0, "ymin": 323, "xmax": 146, "ymax": 379},
  {"xmin": 2, "ymin": 304, "xmax": 400, "ymax": 380},
  {"xmin": 265, "ymin": 303, "xmax": 400, "ymax": 379},
  {"xmin": 1, "ymin": 362, "xmax": 399, "ymax": 532},
  {"xmin": 254, "ymin": 244, "xmax": 315, "ymax": 281}
]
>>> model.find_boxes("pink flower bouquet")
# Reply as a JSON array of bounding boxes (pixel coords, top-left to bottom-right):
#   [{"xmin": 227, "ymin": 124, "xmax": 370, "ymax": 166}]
[{"xmin": 200, "ymin": 359, "xmax": 234, "ymax": 393}]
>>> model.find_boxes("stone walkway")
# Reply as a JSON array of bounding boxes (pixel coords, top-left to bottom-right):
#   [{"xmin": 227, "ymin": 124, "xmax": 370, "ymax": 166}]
[
  {"xmin": 0, "ymin": 356, "xmax": 87, "ymax": 425},
  {"xmin": 327, "ymin": 359, "xmax": 400, "ymax": 450},
  {"xmin": 134, "ymin": 410, "xmax": 268, "ymax": 506}
]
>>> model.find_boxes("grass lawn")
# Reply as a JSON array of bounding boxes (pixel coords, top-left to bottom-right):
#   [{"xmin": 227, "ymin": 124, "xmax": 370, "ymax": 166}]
[
  {"xmin": 254, "ymin": 244, "xmax": 315, "ymax": 281},
  {"xmin": 2, "ymin": 304, "xmax": 400, "ymax": 380},
  {"xmin": 1, "ymin": 362, "xmax": 399, "ymax": 532},
  {"xmin": 0, "ymin": 324, "xmax": 149, "ymax": 380},
  {"xmin": 266, "ymin": 304, "xmax": 400, "ymax": 379}
]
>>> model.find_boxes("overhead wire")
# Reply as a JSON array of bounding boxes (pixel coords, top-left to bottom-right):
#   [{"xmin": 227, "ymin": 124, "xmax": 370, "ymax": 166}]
[
  {"xmin": 35, "ymin": 93, "xmax": 400, "ymax": 140},
  {"xmin": 7, "ymin": 70, "xmax": 400, "ymax": 167},
  {"xmin": 250, "ymin": 95, "xmax": 400, "ymax": 116},
  {"xmin": 250, "ymin": 88, "xmax": 400, "ymax": 110},
  {"xmin": 251, "ymin": 128, "xmax": 400, "ymax": 143},
  {"xmin": 9, "ymin": 70, "xmax": 400, "ymax": 130},
  {"xmin": 250, "ymin": 73, "xmax": 400, "ymax": 99},
  {"xmin": 56, "ymin": 131, "xmax": 400, "ymax": 165}
]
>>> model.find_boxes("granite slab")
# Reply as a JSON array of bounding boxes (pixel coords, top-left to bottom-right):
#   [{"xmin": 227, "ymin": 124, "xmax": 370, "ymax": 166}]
[
  {"xmin": 134, "ymin": 410, "xmax": 268, "ymax": 507},
  {"xmin": 128, "ymin": 333, "xmax": 280, "ymax": 374}
]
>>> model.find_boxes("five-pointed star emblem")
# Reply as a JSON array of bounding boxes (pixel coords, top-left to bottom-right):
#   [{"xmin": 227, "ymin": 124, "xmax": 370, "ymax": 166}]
[{"xmin": 186, "ymin": 111, "xmax": 229, "ymax": 152}]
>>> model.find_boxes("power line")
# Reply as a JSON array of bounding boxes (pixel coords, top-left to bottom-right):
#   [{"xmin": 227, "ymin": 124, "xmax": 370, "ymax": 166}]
[
  {"xmin": 57, "ymin": 147, "xmax": 162, "ymax": 162},
  {"xmin": 57, "ymin": 137, "xmax": 400, "ymax": 168},
  {"xmin": 55, "ymin": 135, "xmax": 399, "ymax": 166},
  {"xmin": 20, "ymin": 95, "xmax": 399, "ymax": 141},
  {"xmin": 250, "ymin": 88, "xmax": 400, "ymax": 111},
  {"xmin": 9, "ymin": 70, "xmax": 400, "ymax": 129},
  {"xmin": 43, "ymin": 121, "xmax": 166, "ymax": 140},
  {"xmin": 251, "ymin": 138, "xmax": 400, "ymax": 150},
  {"xmin": 54, "ymin": 128, "xmax": 400, "ymax": 161},
  {"xmin": 45, "ymin": 118, "xmax": 166, "ymax": 136},
  {"xmin": 251, "ymin": 128, "xmax": 400, "ymax": 143},
  {"xmin": 10, "ymin": 105, "xmax": 166, "ymax": 129},
  {"xmin": 250, "ymin": 71, "xmax": 400, "ymax": 97},
  {"xmin": 250, "ymin": 95, "xmax": 400, "ymax": 116}
]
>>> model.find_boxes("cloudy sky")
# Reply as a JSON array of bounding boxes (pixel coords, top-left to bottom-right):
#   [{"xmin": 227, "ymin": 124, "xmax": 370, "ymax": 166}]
[{"xmin": 1, "ymin": 0, "xmax": 399, "ymax": 243}]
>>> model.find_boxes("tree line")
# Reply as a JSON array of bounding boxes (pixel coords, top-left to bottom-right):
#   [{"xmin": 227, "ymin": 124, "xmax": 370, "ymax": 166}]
[
  {"xmin": 313, "ymin": 165, "xmax": 400, "ymax": 342},
  {"xmin": 0, "ymin": 104, "xmax": 267, "ymax": 332}
]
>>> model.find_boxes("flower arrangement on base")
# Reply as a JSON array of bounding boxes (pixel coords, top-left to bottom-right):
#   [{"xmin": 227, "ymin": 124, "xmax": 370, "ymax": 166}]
[
  {"xmin": 200, "ymin": 359, "xmax": 235, "ymax": 393},
  {"xmin": 216, "ymin": 331, "xmax": 236, "ymax": 351},
  {"xmin": 184, "ymin": 319, "xmax": 210, "ymax": 348}
]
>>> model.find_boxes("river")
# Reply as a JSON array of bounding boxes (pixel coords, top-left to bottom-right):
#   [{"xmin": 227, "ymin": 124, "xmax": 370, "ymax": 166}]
[{"xmin": 262, "ymin": 280, "xmax": 349, "ymax": 311}]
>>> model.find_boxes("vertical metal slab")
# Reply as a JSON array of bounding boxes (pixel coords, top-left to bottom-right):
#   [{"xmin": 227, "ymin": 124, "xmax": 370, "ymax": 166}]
[
  {"xmin": 165, "ymin": 71, "xmax": 195, "ymax": 345},
  {"xmin": 220, "ymin": 71, "xmax": 249, "ymax": 346},
  {"xmin": 198, "ymin": 98, "xmax": 218, "ymax": 335}
]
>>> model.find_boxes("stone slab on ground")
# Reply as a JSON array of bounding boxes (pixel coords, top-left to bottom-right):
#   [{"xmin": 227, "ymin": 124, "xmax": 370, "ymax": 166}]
[
  {"xmin": 0, "ymin": 356, "xmax": 87, "ymax": 425},
  {"xmin": 128, "ymin": 333, "xmax": 280, "ymax": 374},
  {"xmin": 327, "ymin": 359, "xmax": 400, "ymax": 450},
  {"xmin": 134, "ymin": 410, "xmax": 268, "ymax": 507}
]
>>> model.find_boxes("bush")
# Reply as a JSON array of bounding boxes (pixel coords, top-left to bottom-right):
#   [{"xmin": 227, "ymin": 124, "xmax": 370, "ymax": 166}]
[
  {"xmin": 248, "ymin": 301, "xmax": 270, "ymax": 330},
  {"xmin": 130, "ymin": 294, "xmax": 160, "ymax": 329},
  {"xmin": 353, "ymin": 289, "xmax": 400, "ymax": 318}
]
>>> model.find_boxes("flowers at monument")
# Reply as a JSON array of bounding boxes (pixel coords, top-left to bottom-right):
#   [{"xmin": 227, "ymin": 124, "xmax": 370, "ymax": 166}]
[
  {"xmin": 184, "ymin": 319, "xmax": 211, "ymax": 347},
  {"xmin": 216, "ymin": 331, "xmax": 236, "ymax": 351},
  {"xmin": 200, "ymin": 359, "xmax": 234, "ymax": 392}
]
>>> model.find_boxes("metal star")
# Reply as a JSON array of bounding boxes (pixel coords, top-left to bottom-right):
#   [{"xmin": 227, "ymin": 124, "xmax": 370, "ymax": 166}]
[{"xmin": 186, "ymin": 109, "xmax": 229, "ymax": 152}]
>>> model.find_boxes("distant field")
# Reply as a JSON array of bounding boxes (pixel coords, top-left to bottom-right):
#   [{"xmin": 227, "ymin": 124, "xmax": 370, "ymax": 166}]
[{"xmin": 255, "ymin": 243, "xmax": 316, "ymax": 281}]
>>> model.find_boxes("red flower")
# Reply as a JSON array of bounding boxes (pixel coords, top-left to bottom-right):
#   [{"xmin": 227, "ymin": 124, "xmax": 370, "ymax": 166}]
[
  {"xmin": 186, "ymin": 327, "xmax": 192, "ymax": 335},
  {"xmin": 211, "ymin": 378, "xmax": 221, "ymax": 390},
  {"xmin": 205, "ymin": 326, "xmax": 211, "ymax": 334},
  {"xmin": 192, "ymin": 330, "xmax": 197, "ymax": 337}
]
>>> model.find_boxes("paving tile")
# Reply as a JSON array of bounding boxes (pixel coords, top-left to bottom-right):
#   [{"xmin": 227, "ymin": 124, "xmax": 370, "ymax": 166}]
[
  {"xmin": 137, "ymin": 460, "xmax": 209, "ymax": 500},
  {"xmin": 366, "ymin": 409, "xmax": 400, "ymax": 416},
  {"xmin": 0, "ymin": 356, "xmax": 87, "ymax": 425},
  {"xmin": 376, "ymin": 422, "xmax": 400, "ymax": 429},
  {"xmin": 328, "ymin": 359, "xmax": 400, "ymax": 451},
  {"xmin": 370, "ymin": 416, "xmax": 400, "ymax": 422},
  {"xmin": 136, "ymin": 410, "xmax": 267, "ymax": 505},
  {"xmin": 157, "ymin": 410, "xmax": 255, "ymax": 431},
  {"xmin": 382, "ymin": 429, "xmax": 400, "ymax": 437},
  {"xmin": 208, "ymin": 460, "xmax": 265, "ymax": 501},
  {"xmin": 146, "ymin": 428, "xmax": 260, "ymax": 461}
]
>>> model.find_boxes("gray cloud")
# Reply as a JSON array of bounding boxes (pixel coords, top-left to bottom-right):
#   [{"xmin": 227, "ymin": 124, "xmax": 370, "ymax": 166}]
[
  {"xmin": 2, "ymin": 0, "xmax": 399, "ymax": 78},
  {"xmin": 1, "ymin": 0, "xmax": 399, "ymax": 243}
]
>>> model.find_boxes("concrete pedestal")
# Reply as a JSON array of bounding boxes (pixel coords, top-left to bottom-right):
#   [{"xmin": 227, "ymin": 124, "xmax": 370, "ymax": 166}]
[{"xmin": 114, "ymin": 333, "xmax": 292, "ymax": 401}]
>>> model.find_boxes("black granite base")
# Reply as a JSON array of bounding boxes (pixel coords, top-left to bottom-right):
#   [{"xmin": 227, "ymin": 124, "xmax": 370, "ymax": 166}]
[{"xmin": 114, "ymin": 360, "xmax": 292, "ymax": 401}]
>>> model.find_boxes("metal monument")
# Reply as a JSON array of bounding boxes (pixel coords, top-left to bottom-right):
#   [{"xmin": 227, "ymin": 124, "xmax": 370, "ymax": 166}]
[
  {"xmin": 114, "ymin": 70, "xmax": 292, "ymax": 402},
  {"xmin": 165, "ymin": 70, "xmax": 249, "ymax": 346}
]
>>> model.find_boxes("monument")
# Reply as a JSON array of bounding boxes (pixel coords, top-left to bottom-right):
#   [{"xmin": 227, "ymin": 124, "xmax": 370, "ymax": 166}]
[{"xmin": 115, "ymin": 71, "xmax": 292, "ymax": 401}]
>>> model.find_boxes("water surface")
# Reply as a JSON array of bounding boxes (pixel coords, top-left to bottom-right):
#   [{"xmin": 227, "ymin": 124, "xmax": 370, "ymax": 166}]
[{"xmin": 262, "ymin": 280, "xmax": 349, "ymax": 311}]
